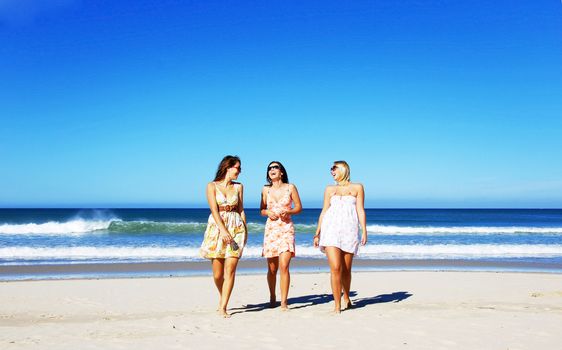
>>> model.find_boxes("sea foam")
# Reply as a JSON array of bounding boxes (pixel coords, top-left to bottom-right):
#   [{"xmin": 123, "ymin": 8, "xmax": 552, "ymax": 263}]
[
  {"xmin": 367, "ymin": 225, "xmax": 562, "ymax": 235},
  {"xmin": 2, "ymin": 244, "xmax": 562, "ymax": 263},
  {"xmin": 0, "ymin": 219, "xmax": 113, "ymax": 235}
]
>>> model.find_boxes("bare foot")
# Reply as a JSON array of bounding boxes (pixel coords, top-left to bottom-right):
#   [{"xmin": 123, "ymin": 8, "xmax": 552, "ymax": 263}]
[
  {"xmin": 280, "ymin": 303, "xmax": 289, "ymax": 311},
  {"xmin": 218, "ymin": 309, "xmax": 230, "ymax": 318},
  {"xmin": 330, "ymin": 308, "xmax": 341, "ymax": 315},
  {"xmin": 269, "ymin": 296, "xmax": 277, "ymax": 308},
  {"xmin": 343, "ymin": 299, "xmax": 354, "ymax": 310}
]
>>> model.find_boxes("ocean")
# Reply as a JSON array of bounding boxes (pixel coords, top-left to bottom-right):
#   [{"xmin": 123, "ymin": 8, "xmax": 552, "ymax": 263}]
[{"xmin": 1, "ymin": 208, "xmax": 562, "ymax": 279}]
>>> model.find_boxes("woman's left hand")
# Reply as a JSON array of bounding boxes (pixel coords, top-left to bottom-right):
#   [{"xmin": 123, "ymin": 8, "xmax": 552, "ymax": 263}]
[
  {"xmin": 279, "ymin": 210, "xmax": 290, "ymax": 221},
  {"xmin": 361, "ymin": 232, "xmax": 368, "ymax": 245}
]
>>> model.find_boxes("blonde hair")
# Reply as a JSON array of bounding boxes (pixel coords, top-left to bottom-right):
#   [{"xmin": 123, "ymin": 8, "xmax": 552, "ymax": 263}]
[{"xmin": 333, "ymin": 160, "xmax": 350, "ymax": 183}]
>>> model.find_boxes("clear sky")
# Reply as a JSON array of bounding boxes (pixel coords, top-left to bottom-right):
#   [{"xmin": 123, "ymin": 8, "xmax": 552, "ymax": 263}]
[{"xmin": 1, "ymin": 0, "xmax": 562, "ymax": 208}]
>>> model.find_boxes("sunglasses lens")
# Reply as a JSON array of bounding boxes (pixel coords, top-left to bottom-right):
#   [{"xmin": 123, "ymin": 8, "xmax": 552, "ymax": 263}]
[{"xmin": 268, "ymin": 165, "xmax": 280, "ymax": 170}]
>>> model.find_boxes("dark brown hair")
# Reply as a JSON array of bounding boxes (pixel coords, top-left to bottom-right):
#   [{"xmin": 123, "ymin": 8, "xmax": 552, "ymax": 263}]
[
  {"xmin": 265, "ymin": 161, "xmax": 289, "ymax": 186},
  {"xmin": 214, "ymin": 155, "xmax": 241, "ymax": 181}
]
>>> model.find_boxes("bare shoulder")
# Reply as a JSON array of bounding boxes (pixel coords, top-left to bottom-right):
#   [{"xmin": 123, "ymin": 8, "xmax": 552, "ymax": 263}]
[
  {"xmin": 325, "ymin": 184, "xmax": 337, "ymax": 194},
  {"xmin": 207, "ymin": 181, "xmax": 216, "ymax": 189},
  {"xmin": 351, "ymin": 182, "xmax": 364, "ymax": 192},
  {"xmin": 233, "ymin": 181, "xmax": 243, "ymax": 189},
  {"xmin": 288, "ymin": 183, "xmax": 297, "ymax": 191}
]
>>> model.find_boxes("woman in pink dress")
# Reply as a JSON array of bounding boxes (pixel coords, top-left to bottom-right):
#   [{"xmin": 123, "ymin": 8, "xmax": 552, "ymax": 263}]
[
  {"xmin": 260, "ymin": 161, "xmax": 302, "ymax": 310},
  {"xmin": 314, "ymin": 160, "xmax": 368, "ymax": 313}
]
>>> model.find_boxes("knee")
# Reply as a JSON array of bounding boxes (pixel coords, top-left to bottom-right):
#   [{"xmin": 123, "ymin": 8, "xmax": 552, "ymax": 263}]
[
  {"xmin": 279, "ymin": 264, "xmax": 290, "ymax": 274},
  {"xmin": 224, "ymin": 267, "xmax": 237, "ymax": 279},
  {"xmin": 330, "ymin": 264, "xmax": 342, "ymax": 274},
  {"xmin": 213, "ymin": 271, "xmax": 224, "ymax": 281},
  {"xmin": 268, "ymin": 266, "xmax": 278, "ymax": 275}
]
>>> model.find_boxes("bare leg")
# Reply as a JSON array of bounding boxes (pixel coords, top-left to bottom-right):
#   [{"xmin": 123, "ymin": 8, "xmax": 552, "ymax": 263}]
[
  {"xmin": 341, "ymin": 252, "xmax": 354, "ymax": 309},
  {"xmin": 325, "ymin": 247, "xmax": 343, "ymax": 313},
  {"xmin": 219, "ymin": 257, "xmax": 239, "ymax": 318},
  {"xmin": 278, "ymin": 251, "xmax": 292, "ymax": 310},
  {"xmin": 267, "ymin": 257, "xmax": 279, "ymax": 307},
  {"xmin": 211, "ymin": 258, "xmax": 225, "ymax": 310}
]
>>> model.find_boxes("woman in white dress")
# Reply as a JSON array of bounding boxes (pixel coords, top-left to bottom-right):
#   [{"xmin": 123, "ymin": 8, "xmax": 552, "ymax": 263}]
[{"xmin": 314, "ymin": 161, "xmax": 367, "ymax": 313}]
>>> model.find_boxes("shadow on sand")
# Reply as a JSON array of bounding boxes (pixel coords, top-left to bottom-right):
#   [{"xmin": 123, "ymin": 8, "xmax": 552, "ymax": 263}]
[
  {"xmin": 230, "ymin": 291, "xmax": 412, "ymax": 315},
  {"xmin": 351, "ymin": 291, "xmax": 412, "ymax": 309}
]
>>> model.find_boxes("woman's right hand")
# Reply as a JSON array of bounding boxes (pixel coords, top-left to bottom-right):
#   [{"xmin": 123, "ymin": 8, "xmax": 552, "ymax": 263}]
[
  {"xmin": 219, "ymin": 229, "xmax": 232, "ymax": 244},
  {"xmin": 267, "ymin": 210, "xmax": 279, "ymax": 221},
  {"xmin": 313, "ymin": 233, "xmax": 320, "ymax": 247}
]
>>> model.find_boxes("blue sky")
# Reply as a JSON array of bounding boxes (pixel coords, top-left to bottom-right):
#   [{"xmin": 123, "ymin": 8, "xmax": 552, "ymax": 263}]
[{"xmin": 1, "ymin": 0, "xmax": 561, "ymax": 208}]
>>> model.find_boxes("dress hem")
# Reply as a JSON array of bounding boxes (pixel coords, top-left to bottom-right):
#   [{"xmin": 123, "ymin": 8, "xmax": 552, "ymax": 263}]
[{"xmin": 319, "ymin": 245, "xmax": 357, "ymax": 255}]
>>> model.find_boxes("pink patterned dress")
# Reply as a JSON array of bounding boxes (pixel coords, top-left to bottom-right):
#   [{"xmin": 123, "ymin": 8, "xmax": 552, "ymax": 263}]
[
  {"xmin": 262, "ymin": 185, "xmax": 295, "ymax": 258},
  {"xmin": 319, "ymin": 195, "xmax": 360, "ymax": 255}
]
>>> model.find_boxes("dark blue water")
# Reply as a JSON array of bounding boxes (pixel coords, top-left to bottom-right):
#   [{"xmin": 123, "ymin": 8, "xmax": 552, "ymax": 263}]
[{"xmin": 1, "ymin": 208, "xmax": 562, "ymax": 268}]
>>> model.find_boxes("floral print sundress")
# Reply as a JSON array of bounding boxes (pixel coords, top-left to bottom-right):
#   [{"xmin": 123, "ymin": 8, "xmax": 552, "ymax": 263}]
[
  {"xmin": 200, "ymin": 183, "xmax": 246, "ymax": 259},
  {"xmin": 262, "ymin": 185, "xmax": 295, "ymax": 258}
]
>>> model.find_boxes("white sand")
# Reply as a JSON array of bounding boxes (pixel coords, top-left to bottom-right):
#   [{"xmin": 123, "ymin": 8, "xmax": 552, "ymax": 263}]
[{"xmin": 1, "ymin": 271, "xmax": 561, "ymax": 349}]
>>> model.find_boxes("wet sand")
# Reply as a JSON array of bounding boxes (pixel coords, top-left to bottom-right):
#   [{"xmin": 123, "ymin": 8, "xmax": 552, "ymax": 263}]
[{"xmin": 2, "ymin": 258, "xmax": 561, "ymax": 281}]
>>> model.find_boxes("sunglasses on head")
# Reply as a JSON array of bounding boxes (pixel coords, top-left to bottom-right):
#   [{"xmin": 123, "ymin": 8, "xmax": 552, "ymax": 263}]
[{"xmin": 268, "ymin": 165, "xmax": 280, "ymax": 171}]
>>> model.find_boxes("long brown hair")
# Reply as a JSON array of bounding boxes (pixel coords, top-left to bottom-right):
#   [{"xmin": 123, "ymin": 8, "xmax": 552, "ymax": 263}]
[{"xmin": 213, "ymin": 155, "xmax": 241, "ymax": 181}]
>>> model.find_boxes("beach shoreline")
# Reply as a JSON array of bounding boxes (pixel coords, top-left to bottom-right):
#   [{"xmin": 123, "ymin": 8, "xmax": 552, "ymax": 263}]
[
  {"xmin": 2, "ymin": 258, "xmax": 562, "ymax": 281},
  {"xmin": 1, "ymin": 270, "xmax": 561, "ymax": 349}
]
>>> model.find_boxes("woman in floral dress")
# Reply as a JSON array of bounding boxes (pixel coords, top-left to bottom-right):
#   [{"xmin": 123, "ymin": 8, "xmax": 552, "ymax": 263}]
[
  {"xmin": 260, "ymin": 161, "xmax": 302, "ymax": 310},
  {"xmin": 200, "ymin": 155, "xmax": 247, "ymax": 317}
]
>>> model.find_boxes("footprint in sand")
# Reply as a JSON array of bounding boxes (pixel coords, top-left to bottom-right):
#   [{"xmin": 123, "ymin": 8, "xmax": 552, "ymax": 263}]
[{"xmin": 530, "ymin": 291, "xmax": 562, "ymax": 298}]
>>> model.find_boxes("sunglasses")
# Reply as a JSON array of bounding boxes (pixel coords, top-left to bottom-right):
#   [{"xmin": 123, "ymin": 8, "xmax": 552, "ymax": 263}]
[
  {"xmin": 330, "ymin": 165, "xmax": 339, "ymax": 172},
  {"xmin": 268, "ymin": 165, "xmax": 280, "ymax": 171}
]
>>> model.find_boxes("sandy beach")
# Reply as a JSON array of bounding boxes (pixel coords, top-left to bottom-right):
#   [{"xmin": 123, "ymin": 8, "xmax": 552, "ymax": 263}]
[{"xmin": 1, "ymin": 271, "xmax": 561, "ymax": 349}]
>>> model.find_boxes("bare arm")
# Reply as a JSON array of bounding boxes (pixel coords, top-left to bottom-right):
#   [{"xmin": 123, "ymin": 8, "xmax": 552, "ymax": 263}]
[
  {"xmin": 355, "ymin": 183, "xmax": 368, "ymax": 245},
  {"xmin": 286, "ymin": 184, "xmax": 302, "ymax": 215},
  {"xmin": 206, "ymin": 182, "xmax": 232, "ymax": 244},
  {"xmin": 237, "ymin": 183, "xmax": 247, "ymax": 225},
  {"xmin": 259, "ymin": 187, "xmax": 268, "ymax": 216},
  {"xmin": 314, "ymin": 186, "xmax": 333, "ymax": 247},
  {"xmin": 236, "ymin": 184, "xmax": 248, "ymax": 244},
  {"xmin": 259, "ymin": 187, "xmax": 279, "ymax": 220}
]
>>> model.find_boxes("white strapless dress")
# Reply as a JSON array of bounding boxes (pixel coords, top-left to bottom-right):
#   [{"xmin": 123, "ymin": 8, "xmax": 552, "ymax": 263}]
[{"xmin": 319, "ymin": 195, "xmax": 359, "ymax": 255}]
